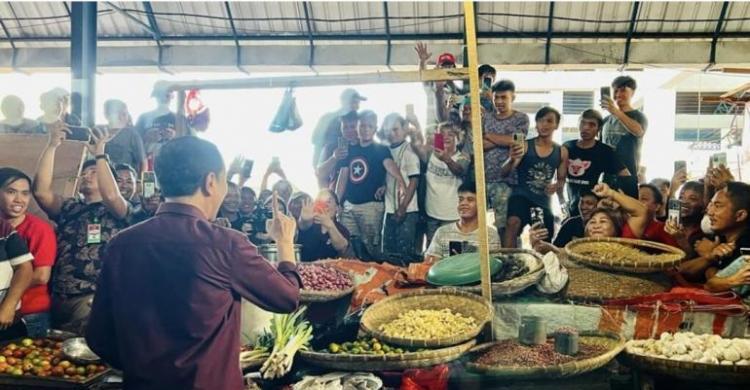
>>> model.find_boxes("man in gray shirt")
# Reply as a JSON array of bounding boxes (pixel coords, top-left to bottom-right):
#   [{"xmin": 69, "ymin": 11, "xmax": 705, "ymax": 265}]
[{"xmin": 601, "ymin": 75, "xmax": 646, "ymax": 197}]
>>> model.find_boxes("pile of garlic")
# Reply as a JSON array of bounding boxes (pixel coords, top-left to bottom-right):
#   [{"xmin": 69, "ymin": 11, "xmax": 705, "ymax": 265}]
[{"xmin": 626, "ymin": 332, "xmax": 750, "ymax": 366}]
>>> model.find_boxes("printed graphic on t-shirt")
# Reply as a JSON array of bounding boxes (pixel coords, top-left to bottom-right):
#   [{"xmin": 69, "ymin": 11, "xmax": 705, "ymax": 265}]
[
  {"xmin": 526, "ymin": 162, "xmax": 555, "ymax": 195},
  {"xmin": 349, "ymin": 158, "xmax": 369, "ymax": 184},
  {"xmin": 568, "ymin": 158, "xmax": 592, "ymax": 177}
]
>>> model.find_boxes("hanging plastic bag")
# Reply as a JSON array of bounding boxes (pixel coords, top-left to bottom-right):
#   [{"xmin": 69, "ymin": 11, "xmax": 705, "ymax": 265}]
[
  {"xmin": 537, "ymin": 251, "xmax": 569, "ymax": 294},
  {"xmin": 184, "ymin": 89, "xmax": 210, "ymax": 132},
  {"xmin": 269, "ymin": 87, "xmax": 303, "ymax": 133}
]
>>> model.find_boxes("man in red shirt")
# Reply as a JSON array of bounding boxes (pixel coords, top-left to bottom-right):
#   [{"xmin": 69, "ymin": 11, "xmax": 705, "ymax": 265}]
[
  {"xmin": 0, "ymin": 168, "xmax": 56, "ymax": 337},
  {"xmin": 87, "ymin": 136, "xmax": 301, "ymax": 390},
  {"xmin": 620, "ymin": 183, "xmax": 678, "ymax": 247}
]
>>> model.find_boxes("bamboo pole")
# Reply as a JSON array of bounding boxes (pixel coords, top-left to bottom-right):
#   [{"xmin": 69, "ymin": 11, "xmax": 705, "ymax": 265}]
[
  {"xmin": 463, "ymin": 2, "xmax": 493, "ymax": 304},
  {"xmin": 163, "ymin": 68, "xmax": 470, "ymax": 92}
]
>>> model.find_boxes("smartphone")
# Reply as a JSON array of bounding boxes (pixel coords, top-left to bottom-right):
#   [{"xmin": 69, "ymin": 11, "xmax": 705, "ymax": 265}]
[
  {"xmin": 405, "ymin": 104, "xmax": 415, "ymax": 118},
  {"xmin": 674, "ymin": 160, "xmax": 686, "ymax": 173},
  {"xmin": 241, "ymin": 159, "xmax": 254, "ymax": 178},
  {"xmin": 482, "ymin": 76, "xmax": 492, "ymax": 90},
  {"xmin": 600, "ymin": 86, "xmax": 611, "ymax": 99},
  {"xmin": 712, "ymin": 152, "xmax": 727, "ymax": 167},
  {"xmin": 513, "ymin": 132, "xmax": 525, "ymax": 148},
  {"xmin": 337, "ymin": 137, "xmax": 348, "ymax": 150},
  {"xmin": 433, "ymin": 133, "xmax": 445, "ymax": 151},
  {"xmin": 67, "ymin": 126, "xmax": 92, "ymax": 143},
  {"xmin": 142, "ymin": 171, "xmax": 157, "ymax": 199},
  {"xmin": 668, "ymin": 199, "xmax": 681, "ymax": 226},
  {"xmin": 530, "ymin": 207, "xmax": 545, "ymax": 227}
]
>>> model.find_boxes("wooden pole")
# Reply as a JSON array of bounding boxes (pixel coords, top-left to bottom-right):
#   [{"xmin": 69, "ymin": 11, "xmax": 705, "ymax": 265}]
[{"xmin": 463, "ymin": 2, "xmax": 493, "ymax": 304}]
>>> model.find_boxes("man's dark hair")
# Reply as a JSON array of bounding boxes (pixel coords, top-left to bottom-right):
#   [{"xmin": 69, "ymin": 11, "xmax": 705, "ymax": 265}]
[
  {"xmin": 580, "ymin": 109, "xmax": 603, "ymax": 130},
  {"xmin": 535, "ymin": 106, "xmax": 561, "ymax": 124},
  {"xmin": 639, "ymin": 183, "xmax": 663, "ymax": 206},
  {"xmin": 612, "ymin": 75, "xmax": 637, "ymax": 91},
  {"xmin": 155, "ymin": 136, "xmax": 224, "ymax": 198},
  {"xmin": 725, "ymin": 181, "xmax": 750, "ymax": 215},
  {"xmin": 114, "ymin": 163, "xmax": 137, "ymax": 177},
  {"xmin": 241, "ymin": 186, "xmax": 256, "ymax": 197},
  {"xmin": 340, "ymin": 111, "xmax": 359, "ymax": 123},
  {"xmin": 478, "ymin": 64, "xmax": 496, "ymax": 77},
  {"xmin": 458, "ymin": 181, "xmax": 476, "ymax": 194},
  {"xmin": 579, "ymin": 190, "xmax": 599, "ymax": 202},
  {"xmin": 81, "ymin": 159, "xmax": 116, "ymax": 177},
  {"xmin": 0, "ymin": 167, "xmax": 31, "ymax": 189},
  {"xmin": 681, "ymin": 181, "xmax": 704, "ymax": 197},
  {"xmin": 492, "ymin": 79, "xmax": 515, "ymax": 94}
]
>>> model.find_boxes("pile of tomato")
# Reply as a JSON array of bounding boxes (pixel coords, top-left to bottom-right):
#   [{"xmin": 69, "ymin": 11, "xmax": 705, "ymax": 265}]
[{"xmin": 0, "ymin": 338, "xmax": 106, "ymax": 381}]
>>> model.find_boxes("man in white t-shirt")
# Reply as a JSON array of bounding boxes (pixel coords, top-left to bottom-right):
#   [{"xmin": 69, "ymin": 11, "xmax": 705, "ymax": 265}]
[
  {"xmin": 381, "ymin": 113, "xmax": 421, "ymax": 265},
  {"xmin": 424, "ymin": 181, "xmax": 502, "ymax": 263}
]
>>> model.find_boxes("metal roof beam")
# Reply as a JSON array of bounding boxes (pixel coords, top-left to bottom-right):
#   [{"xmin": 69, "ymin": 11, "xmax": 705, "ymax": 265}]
[
  {"xmin": 545, "ymin": 2, "xmax": 554, "ymax": 66},
  {"xmin": 709, "ymin": 1, "xmax": 731, "ymax": 67},
  {"xmin": 0, "ymin": 17, "xmax": 16, "ymax": 70},
  {"xmin": 104, "ymin": 2, "xmax": 157, "ymax": 39},
  {"xmin": 224, "ymin": 2, "xmax": 247, "ymax": 74},
  {"xmin": 4, "ymin": 30, "xmax": 750, "ymax": 44},
  {"xmin": 623, "ymin": 1, "xmax": 641, "ymax": 67},
  {"xmin": 302, "ymin": 2, "xmax": 315, "ymax": 72},
  {"xmin": 141, "ymin": 2, "xmax": 162, "ymax": 41},
  {"xmin": 383, "ymin": 2, "xmax": 392, "ymax": 70},
  {"xmin": 63, "ymin": 2, "xmax": 71, "ymax": 17}
]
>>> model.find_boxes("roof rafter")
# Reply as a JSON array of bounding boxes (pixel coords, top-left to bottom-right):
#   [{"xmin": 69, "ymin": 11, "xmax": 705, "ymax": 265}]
[
  {"xmin": 223, "ymin": 2, "xmax": 247, "ymax": 74},
  {"xmin": 383, "ymin": 2, "xmax": 392, "ymax": 70},
  {"xmin": 544, "ymin": 2, "xmax": 554, "ymax": 66},
  {"xmin": 623, "ymin": 1, "xmax": 641, "ymax": 66},
  {"xmin": 301, "ymin": 2, "xmax": 315, "ymax": 72},
  {"xmin": 709, "ymin": 1, "xmax": 731, "ymax": 66}
]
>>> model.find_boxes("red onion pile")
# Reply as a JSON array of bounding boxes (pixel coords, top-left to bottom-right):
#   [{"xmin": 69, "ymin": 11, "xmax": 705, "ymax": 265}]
[{"xmin": 299, "ymin": 264, "xmax": 353, "ymax": 291}]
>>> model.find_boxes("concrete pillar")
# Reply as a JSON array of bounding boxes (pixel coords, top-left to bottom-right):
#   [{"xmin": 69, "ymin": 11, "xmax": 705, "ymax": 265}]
[{"xmin": 70, "ymin": 2, "xmax": 97, "ymax": 126}]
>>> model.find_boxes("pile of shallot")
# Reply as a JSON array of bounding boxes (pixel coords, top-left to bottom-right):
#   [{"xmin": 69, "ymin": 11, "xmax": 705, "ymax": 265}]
[{"xmin": 299, "ymin": 264, "xmax": 353, "ymax": 291}]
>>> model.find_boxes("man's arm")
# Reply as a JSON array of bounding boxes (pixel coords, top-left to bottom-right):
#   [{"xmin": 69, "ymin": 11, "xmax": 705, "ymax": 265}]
[
  {"xmin": 484, "ymin": 133, "xmax": 515, "ymax": 147},
  {"xmin": 383, "ymin": 159, "xmax": 408, "ymax": 190},
  {"xmin": 91, "ymin": 129, "xmax": 130, "ymax": 219},
  {"xmin": 33, "ymin": 123, "xmax": 68, "ymax": 218},
  {"xmin": 334, "ymin": 167, "xmax": 348, "ymax": 202},
  {"xmin": 316, "ymin": 146, "xmax": 347, "ymax": 186},
  {"xmin": 0, "ymin": 261, "xmax": 32, "ymax": 330},
  {"xmin": 442, "ymin": 152, "xmax": 468, "ymax": 177},
  {"xmin": 593, "ymin": 183, "xmax": 649, "ymax": 238},
  {"xmin": 398, "ymin": 177, "xmax": 419, "ymax": 212},
  {"xmin": 705, "ymin": 267, "xmax": 750, "ymax": 292},
  {"xmin": 602, "ymin": 98, "xmax": 646, "ymax": 137},
  {"xmin": 556, "ymin": 146, "xmax": 569, "ymax": 202},
  {"xmin": 500, "ymin": 143, "xmax": 524, "ymax": 177},
  {"xmin": 86, "ymin": 250, "xmax": 121, "ymax": 369}
]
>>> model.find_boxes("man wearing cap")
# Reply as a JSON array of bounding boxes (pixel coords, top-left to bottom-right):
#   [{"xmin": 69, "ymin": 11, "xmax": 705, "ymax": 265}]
[
  {"xmin": 415, "ymin": 43, "xmax": 462, "ymax": 136},
  {"xmin": 311, "ymin": 88, "xmax": 366, "ymax": 168}
]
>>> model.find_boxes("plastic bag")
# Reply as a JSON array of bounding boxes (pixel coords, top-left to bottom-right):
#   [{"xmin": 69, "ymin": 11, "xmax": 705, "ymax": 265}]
[
  {"xmin": 401, "ymin": 364, "xmax": 449, "ymax": 390},
  {"xmin": 185, "ymin": 89, "xmax": 210, "ymax": 132},
  {"xmin": 537, "ymin": 251, "xmax": 569, "ymax": 294},
  {"xmin": 269, "ymin": 87, "xmax": 303, "ymax": 133}
]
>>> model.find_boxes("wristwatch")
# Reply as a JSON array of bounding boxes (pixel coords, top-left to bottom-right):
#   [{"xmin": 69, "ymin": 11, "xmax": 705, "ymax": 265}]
[{"xmin": 95, "ymin": 154, "xmax": 110, "ymax": 163}]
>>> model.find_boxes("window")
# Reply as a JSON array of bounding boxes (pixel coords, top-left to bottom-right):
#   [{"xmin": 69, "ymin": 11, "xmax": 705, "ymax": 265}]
[
  {"xmin": 674, "ymin": 128, "xmax": 721, "ymax": 143},
  {"xmin": 675, "ymin": 92, "xmax": 724, "ymax": 115},
  {"xmin": 563, "ymin": 91, "xmax": 594, "ymax": 115},
  {"xmin": 515, "ymin": 102, "xmax": 548, "ymax": 115}
]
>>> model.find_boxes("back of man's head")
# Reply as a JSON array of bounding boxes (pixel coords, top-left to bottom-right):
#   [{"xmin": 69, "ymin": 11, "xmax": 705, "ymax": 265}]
[{"xmin": 155, "ymin": 136, "xmax": 224, "ymax": 198}]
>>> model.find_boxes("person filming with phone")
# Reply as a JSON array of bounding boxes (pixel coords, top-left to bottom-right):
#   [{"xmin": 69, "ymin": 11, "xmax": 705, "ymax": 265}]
[{"xmin": 86, "ymin": 136, "xmax": 301, "ymax": 390}]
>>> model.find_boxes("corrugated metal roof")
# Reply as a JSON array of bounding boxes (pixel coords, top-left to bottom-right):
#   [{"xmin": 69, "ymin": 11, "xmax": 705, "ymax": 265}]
[{"xmin": 0, "ymin": 1, "xmax": 748, "ymax": 44}]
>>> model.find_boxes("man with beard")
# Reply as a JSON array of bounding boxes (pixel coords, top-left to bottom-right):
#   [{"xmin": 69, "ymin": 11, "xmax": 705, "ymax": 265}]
[
  {"xmin": 665, "ymin": 180, "xmax": 706, "ymax": 258},
  {"xmin": 679, "ymin": 182, "xmax": 750, "ymax": 285}
]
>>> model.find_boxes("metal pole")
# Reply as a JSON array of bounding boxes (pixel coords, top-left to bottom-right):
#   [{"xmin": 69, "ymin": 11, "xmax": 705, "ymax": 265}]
[
  {"xmin": 462, "ymin": 1, "xmax": 493, "ymax": 304},
  {"xmin": 70, "ymin": 1, "xmax": 98, "ymax": 127}
]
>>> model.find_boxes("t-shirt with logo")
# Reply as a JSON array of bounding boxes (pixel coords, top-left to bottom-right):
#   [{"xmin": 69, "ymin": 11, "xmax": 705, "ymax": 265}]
[
  {"xmin": 513, "ymin": 138, "xmax": 562, "ymax": 209},
  {"xmin": 336, "ymin": 143, "xmax": 392, "ymax": 205},
  {"xmin": 425, "ymin": 151, "xmax": 470, "ymax": 221},
  {"xmin": 564, "ymin": 140, "xmax": 626, "ymax": 212},
  {"xmin": 15, "ymin": 214, "xmax": 57, "ymax": 315},
  {"xmin": 386, "ymin": 142, "xmax": 421, "ymax": 214},
  {"xmin": 602, "ymin": 110, "xmax": 648, "ymax": 178}
]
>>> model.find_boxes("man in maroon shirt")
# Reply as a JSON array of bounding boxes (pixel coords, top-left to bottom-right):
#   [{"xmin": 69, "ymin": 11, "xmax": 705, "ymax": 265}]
[{"xmin": 86, "ymin": 136, "xmax": 301, "ymax": 390}]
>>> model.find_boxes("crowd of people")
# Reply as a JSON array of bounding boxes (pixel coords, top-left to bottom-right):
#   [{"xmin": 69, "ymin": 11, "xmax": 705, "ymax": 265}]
[{"xmin": 0, "ymin": 43, "xmax": 748, "ymax": 388}]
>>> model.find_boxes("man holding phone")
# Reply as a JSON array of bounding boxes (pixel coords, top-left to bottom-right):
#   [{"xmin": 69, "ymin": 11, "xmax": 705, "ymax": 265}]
[
  {"xmin": 86, "ymin": 136, "xmax": 301, "ymax": 389},
  {"xmin": 600, "ymin": 76, "xmax": 647, "ymax": 198}
]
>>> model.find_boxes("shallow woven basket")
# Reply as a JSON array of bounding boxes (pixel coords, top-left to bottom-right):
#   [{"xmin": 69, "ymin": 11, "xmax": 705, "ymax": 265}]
[
  {"xmin": 360, "ymin": 289, "xmax": 493, "ymax": 348},
  {"xmin": 460, "ymin": 249, "xmax": 545, "ymax": 297},
  {"xmin": 300, "ymin": 285, "xmax": 355, "ymax": 303},
  {"xmin": 299, "ymin": 339, "xmax": 476, "ymax": 371},
  {"xmin": 564, "ymin": 264, "xmax": 671, "ymax": 302},
  {"xmin": 564, "ymin": 237, "xmax": 685, "ymax": 274},
  {"xmin": 466, "ymin": 331, "xmax": 625, "ymax": 379},
  {"xmin": 620, "ymin": 350, "xmax": 750, "ymax": 384}
]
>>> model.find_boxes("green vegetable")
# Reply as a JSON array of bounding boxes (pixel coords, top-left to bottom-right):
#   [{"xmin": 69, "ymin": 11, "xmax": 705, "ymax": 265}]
[{"xmin": 259, "ymin": 307, "xmax": 313, "ymax": 380}]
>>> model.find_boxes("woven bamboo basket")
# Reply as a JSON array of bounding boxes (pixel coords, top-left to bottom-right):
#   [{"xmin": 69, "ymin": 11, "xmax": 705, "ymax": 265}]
[
  {"xmin": 299, "ymin": 285, "xmax": 355, "ymax": 303},
  {"xmin": 460, "ymin": 249, "xmax": 545, "ymax": 297},
  {"xmin": 240, "ymin": 356, "xmax": 266, "ymax": 371},
  {"xmin": 466, "ymin": 331, "xmax": 625, "ymax": 379},
  {"xmin": 620, "ymin": 350, "xmax": 750, "ymax": 384},
  {"xmin": 564, "ymin": 237, "xmax": 685, "ymax": 274},
  {"xmin": 360, "ymin": 289, "xmax": 493, "ymax": 348},
  {"xmin": 564, "ymin": 264, "xmax": 671, "ymax": 302},
  {"xmin": 299, "ymin": 339, "xmax": 476, "ymax": 371}
]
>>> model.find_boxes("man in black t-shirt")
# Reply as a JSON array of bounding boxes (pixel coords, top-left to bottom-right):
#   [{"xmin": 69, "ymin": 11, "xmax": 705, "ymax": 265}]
[
  {"xmin": 565, "ymin": 109, "xmax": 631, "ymax": 216},
  {"xmin": 316, "ymin": 110, "xmax": 406, "ymax": 260}
]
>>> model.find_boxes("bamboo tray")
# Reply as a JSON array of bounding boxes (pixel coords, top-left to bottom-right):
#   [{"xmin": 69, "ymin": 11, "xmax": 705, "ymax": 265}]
[
  {"xmin": 564, "ymin": 265, "xmax": 671, "ymax": 302},
  {"xmin": 620, "ymin": 350, "xmax": 750, "ymax": 384},
  {"xmin": 299, "ymin": 339, "xmax": 476, "ymax": 371},
  {"xmin": 565, "ymin": 237, "xmax": 685, "ymax": 274},
  {"xmin": 299, "ymin": 261, "xmax": 356, "ymax": 303},
  {"xmin": 466, "ymin": 331, "xmax": 625, "ymax": 379},
  {"xmin": 360, "ymin": 289, "xmax": 493, "ymax": 348}
]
